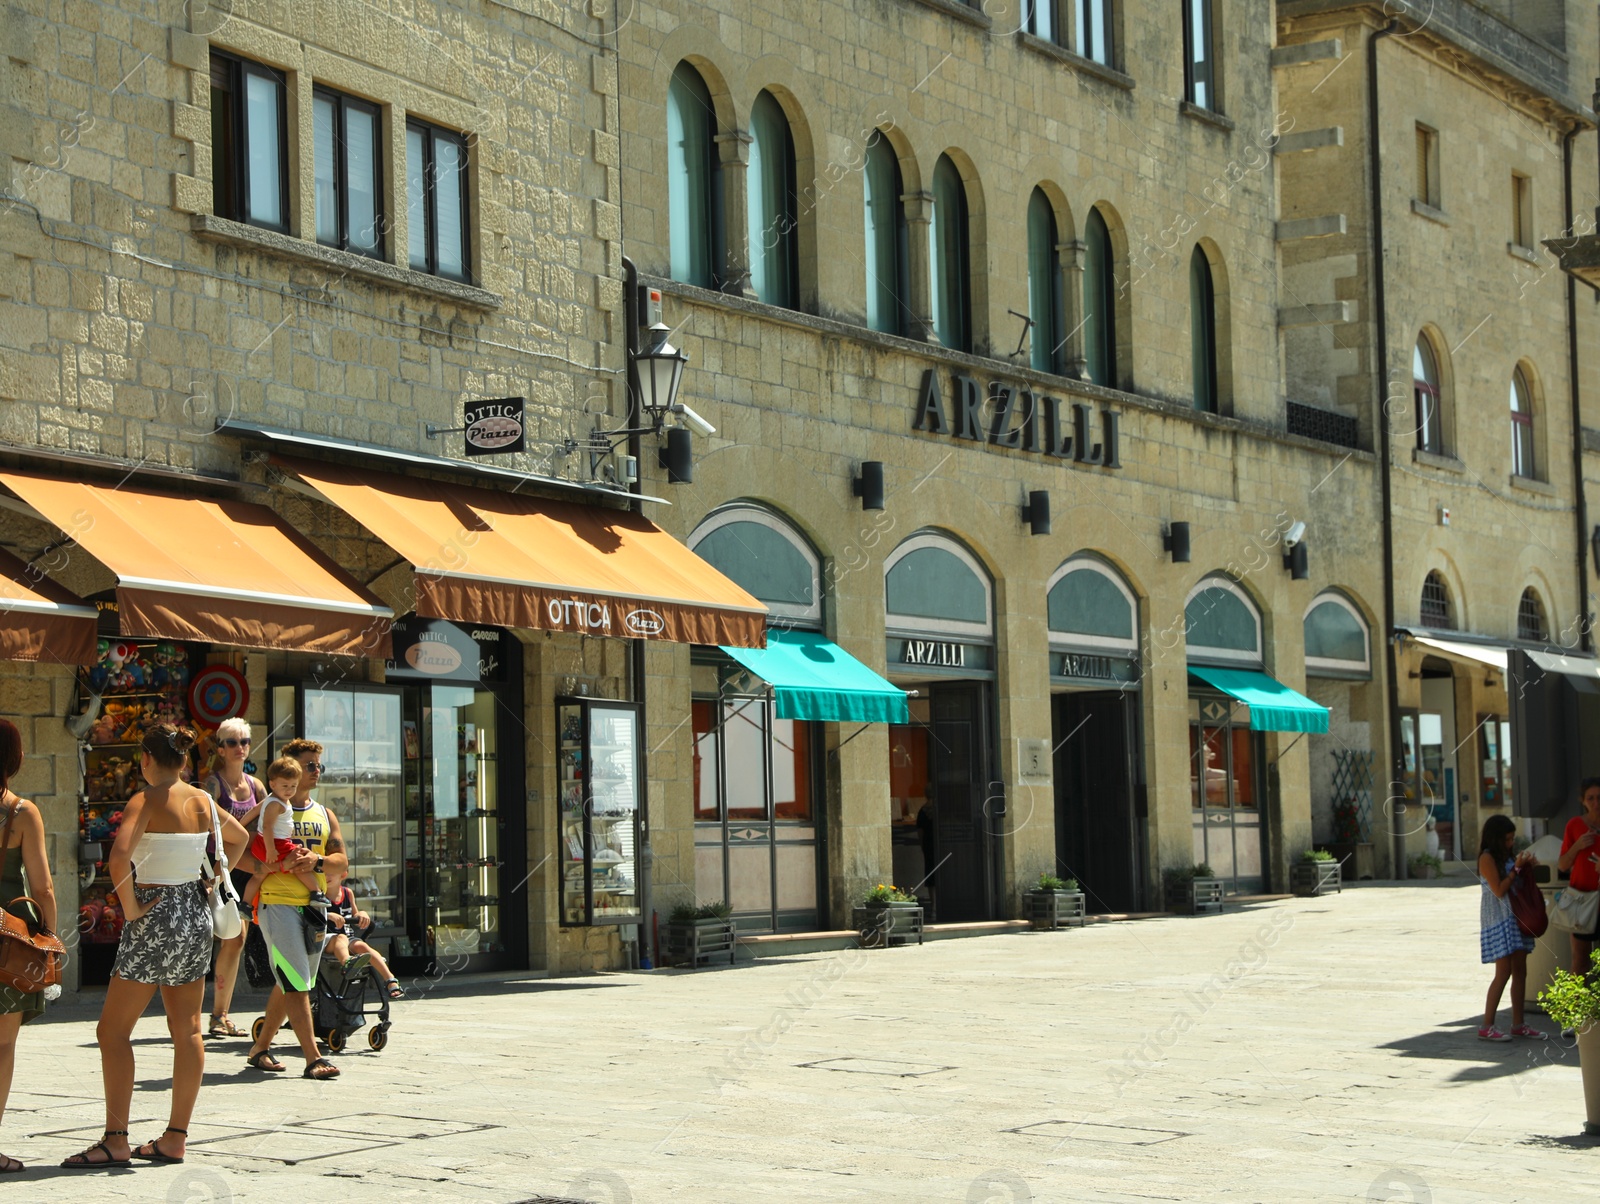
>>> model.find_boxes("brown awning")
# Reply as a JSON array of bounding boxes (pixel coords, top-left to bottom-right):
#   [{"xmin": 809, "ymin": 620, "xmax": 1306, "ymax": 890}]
[
  {"xmin": 274, "ymin": 457, "xmax": 768, "ymax": 647},
  {"xmin": 0, "ymin": 546, "xmax": 98, "ymax": 664},
  {"xmin": 0, "ymin": 472, "xmax": 393, "ymax": 658}
]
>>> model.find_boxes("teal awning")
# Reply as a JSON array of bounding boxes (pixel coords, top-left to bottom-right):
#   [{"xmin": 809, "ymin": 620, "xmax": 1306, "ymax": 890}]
[
  {"xmin": 720, "ymin": 630, "xmax": 910, "ymax": 724},
  {"xmin": 1188, "ymin": 666, "xmax": 1329, "ymax": 733}
]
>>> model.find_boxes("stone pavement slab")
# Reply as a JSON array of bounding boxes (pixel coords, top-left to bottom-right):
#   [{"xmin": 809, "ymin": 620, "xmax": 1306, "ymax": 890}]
[{"xmin": 1, "ymin": 881, "xmax": 1591, "ymax": 1202}]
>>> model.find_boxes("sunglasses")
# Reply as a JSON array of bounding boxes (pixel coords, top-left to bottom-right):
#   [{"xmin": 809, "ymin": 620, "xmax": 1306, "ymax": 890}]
[
  {"xmin": 219, "ymin": 738, "xmax": 251, "ymax": 748},
  {"xmin": 301, "ymin": 762, "xmax": 326, "ymax": 773}
]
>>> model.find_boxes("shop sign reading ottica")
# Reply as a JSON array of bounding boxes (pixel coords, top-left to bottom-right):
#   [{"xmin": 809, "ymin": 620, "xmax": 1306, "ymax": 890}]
[
  {"xmin": 386, "ymin": 616, "xmax": 507, "ymax": 683},
  {"xmin": 911, "ymin": 368, "xmax": 1121, "ymax": 468},
  {"xmin": 463, "ymin": 397, "xmax": 527, "ymax": 457}
]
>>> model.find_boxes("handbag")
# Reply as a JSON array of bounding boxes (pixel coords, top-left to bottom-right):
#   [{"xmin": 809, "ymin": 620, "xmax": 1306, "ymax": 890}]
[
  {"xmin": 206, "ymin": 800, "xmax": 242, "ymax": 941},
  {"xmin": 0, "ymin": 799, "xmax": 66, "ymax": 995},
  {"xmin": 1509, "ymin": 864, "xmax": 1549, "ymax": 938},
  {"xmin": 1548, "ymin": 883, "xmax": 1599, "ymax": 933}
]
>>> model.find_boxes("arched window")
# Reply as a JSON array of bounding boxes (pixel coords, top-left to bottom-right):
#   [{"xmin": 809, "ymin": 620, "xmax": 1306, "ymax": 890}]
[
  {"xmin": 1420, "ymin": 571, "xmax": 1452, "ymax": 630},
  {"xmin": 747, "ymin": 91, "xmax": 797, "ymax": 309},
  {"xmin": 1304, "ymin": 592, "xmax": 1371, "ymax": 678},
  {"xmin": 929, "ymin": 154, "xmax": 971, "ymax": 353},
  {"xmin": 1413, "ymin": 336, "xmax": 1443, "ymax": 454},
  {"xmin": 667, "ymin": 62, "xmax": 719, "ymax": 288},
  {"xmin": 1047, "ymin": 559, "xmax": 1138, "ymax": 655},
  {"xmin": 1190, "ymin": 246, "xmax": 1218, "ymax": 413},
  {"xmin": 1517, "ymin": 587, "xmax": 1547, "ymax": 642},
  {"xmin": 863, "ymin": 131, "xmax": 908, "ymax": 336},
  {"xmin": 1184, "ymin": 578, "xmax": 1261, "ymax": 667},
  {"xmin": 689, "ymin": 505, "xmax": 821, "ymax": 626},
  {"xmin": 1510, "ymin": 366, "xmax": 1536, "ymax": 479},
  {"xmin": 1027, "ymin": 189, "xmax": 1062, "ymax": 374},
  {"xmin": 884, "ymin": 534, "xmax": 992, "ymax": 638},
  {"xmin": 1083, "ymin": 207, "xmax": 1117, "ymax": 387}
]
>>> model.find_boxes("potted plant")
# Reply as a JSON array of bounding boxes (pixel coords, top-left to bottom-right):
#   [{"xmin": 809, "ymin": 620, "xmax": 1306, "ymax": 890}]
[
  {"xmin": 666, "ymin": 900, "xmax": 737, "ymax": 967},
  {"xmin": 1538, "ymin": 954, "xmax": 1600, "ymax": 1135},
  {"xmin": 853, "ymin": 884, "xmax": 924, "ymax": 948},
  {"xmin": 1025, "ymin": 872, "xmax": 1087, "ymax": 929},
  {"xmin": 1408, "ymin": 852, "xmax": 1444, "ymax": 880},
  {"xmin": 1164, "ymin": 863, "xmax": 1223, "ymax": 915},
  {"xmin": 1291, "ymin": 849, "xmax": 1342, "ymax": 897}
]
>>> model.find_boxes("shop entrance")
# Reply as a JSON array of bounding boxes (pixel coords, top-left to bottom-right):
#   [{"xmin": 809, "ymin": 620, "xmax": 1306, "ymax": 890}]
[
  {"xmin": 1052, "ymin": 690, "xmax": 1140, "ymax": 913},
  {"xmin": 1414, "ymin": 661, "xmax": 1461, "ymax": 862},
  {"xmin": 889, "ymin": 682, "xmax": 995, "ymax": 923},
  {"xmin": 1188, "ymin": 695, "xmax": 1266, "ymax": 893}
]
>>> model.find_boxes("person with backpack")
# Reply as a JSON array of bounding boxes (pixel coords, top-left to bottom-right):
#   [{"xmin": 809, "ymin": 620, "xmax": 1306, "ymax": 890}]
[
  {"xmin": 200, "ymin": 717, "xmax": 264, "ymax": 1039},
  {"xmin": 1477, "ymin": 814, "xmax": 1545, "ymax": 1042}
]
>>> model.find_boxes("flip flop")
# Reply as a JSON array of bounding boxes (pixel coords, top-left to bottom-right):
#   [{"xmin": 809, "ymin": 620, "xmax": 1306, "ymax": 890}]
[
  {"xmin": 60, "ymin": 1131, "xmax": 130, "ymax": 1170},
  {"xmin": 132, "ymin": 1127, "xmax": 186, "ymax": 1165},
  {"xmin": 246, "ymin": 1049, "xmax": 286, "ymax": 1072},
  {"xmin": 303, "ymin": 1056, "xmax": 340, "ymax": 1080}
]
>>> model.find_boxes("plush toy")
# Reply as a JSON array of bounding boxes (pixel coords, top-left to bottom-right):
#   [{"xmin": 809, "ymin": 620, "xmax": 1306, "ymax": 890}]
[
  {"xmin": 107, "ymin": 809, "xmax": 124, "ymax": 834},
  {"xmin": 85, "ymin": 809, "xmax": 112, "ymax": 841},
  {"xmin": 96, "ymin": 901, "xmax": 123, "ymax": 943},
  {"xmin": 88, "ymin": 712, "xmax": 118, "ymax": 745},
  {"xmin": 78, "ymin": 900, "xmax": 102, "ymax": 936}
]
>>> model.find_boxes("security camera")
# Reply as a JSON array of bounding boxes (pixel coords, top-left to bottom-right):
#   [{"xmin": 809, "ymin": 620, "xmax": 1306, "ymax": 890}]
[
  {"xmin": 673, "ymin": 404, "xmax": 716, "ymax": 437},
  {"xmin": 1284, "ymin": 521, "xmax": 1307, "ymax": 549}
]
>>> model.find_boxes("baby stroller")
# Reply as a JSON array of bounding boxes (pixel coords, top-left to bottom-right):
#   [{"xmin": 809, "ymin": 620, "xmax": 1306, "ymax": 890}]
[{"xmin": 313, "ymin": 950, "xmax": 392, "ymax": 1053}]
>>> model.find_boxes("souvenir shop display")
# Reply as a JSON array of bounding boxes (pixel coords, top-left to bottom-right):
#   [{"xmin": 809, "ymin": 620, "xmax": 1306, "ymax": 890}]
[
  {"xmin": 74, "ymin": 639, "xmax": 200, "ymax": 983},
  {"xmin": 556, "ymin": 698, "xmax": 641, "ymax": 926}
]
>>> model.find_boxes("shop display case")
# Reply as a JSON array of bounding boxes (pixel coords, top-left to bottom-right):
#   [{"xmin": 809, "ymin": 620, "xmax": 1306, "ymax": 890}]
[
  {"xmin": 557, "ymin": 698, "xmax": 641, "ymax": 926},
  {"xmin": 276, "ymin": 684, "xmax": 405, "ymax": 936}
]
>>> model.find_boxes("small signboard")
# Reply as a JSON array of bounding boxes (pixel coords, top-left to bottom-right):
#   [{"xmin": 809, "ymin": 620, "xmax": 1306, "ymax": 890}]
[{"xmin": 463, "ymin": 397, "xmax": 526, "ymax": 456}]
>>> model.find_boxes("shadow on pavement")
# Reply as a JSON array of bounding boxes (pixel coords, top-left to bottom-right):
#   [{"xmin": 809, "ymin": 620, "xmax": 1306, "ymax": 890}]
[
  {"xmin": 1519, "ymin": 1132, "xmax": 1600, "ymax": 1151},
  {"xmin": 1378, "ymin": 1016, "xmax": 1578, "ymax": 1081}
]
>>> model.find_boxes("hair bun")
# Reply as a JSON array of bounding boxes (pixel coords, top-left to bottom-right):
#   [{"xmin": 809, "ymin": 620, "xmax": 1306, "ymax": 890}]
[{"xmin": 168, "ymin": 726, "xmax": 198, "ymax": 754}]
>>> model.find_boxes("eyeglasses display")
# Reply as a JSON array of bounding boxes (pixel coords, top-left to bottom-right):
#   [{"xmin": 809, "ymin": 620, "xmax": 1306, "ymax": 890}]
[{"xmin": 558, "ymin": 698, "xmax": 641, "ymax": 925}]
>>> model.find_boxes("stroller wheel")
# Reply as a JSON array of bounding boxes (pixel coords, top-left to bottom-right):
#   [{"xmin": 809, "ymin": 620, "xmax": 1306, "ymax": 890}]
[
  {"xmin": 251, "ymin": 1016, "xmax": 266, "ymax": 1044},
  {"xmin": 326, "ymin": 1028, "xmax": 347, "ymax": 1053},
  {"xmin": 368, "ymin": 1025, "xmax": 389, "ymax": 1052}
]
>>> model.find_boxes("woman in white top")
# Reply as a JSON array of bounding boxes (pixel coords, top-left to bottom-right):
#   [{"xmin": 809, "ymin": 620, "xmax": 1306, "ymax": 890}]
[{"xmin": 61, "ymin": 724, "xmax": 248, "ymax": 1170}]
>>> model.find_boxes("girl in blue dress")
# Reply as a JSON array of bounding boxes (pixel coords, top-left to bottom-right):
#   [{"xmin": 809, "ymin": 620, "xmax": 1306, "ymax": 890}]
[{"xmin": 1478, "ymin": 814, "xmax": 1544, "ymax": 1041}]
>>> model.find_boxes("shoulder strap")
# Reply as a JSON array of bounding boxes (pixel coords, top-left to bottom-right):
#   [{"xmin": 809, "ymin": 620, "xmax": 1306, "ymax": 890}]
[{"xmin": 250, "ymin": 776, "xmax": 265, "ymax": 805}]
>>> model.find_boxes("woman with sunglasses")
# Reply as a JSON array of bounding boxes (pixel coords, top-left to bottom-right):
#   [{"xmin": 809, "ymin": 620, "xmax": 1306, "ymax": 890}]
[{"xmin": 201, "ymin": 717, "xmax": 263, "ymax": 1039}]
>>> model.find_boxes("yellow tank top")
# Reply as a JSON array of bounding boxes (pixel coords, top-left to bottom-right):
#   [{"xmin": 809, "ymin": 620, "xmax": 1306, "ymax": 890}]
[{"xmin": 257, "ymin": 799, "xmax": 331, "ymax": 905}]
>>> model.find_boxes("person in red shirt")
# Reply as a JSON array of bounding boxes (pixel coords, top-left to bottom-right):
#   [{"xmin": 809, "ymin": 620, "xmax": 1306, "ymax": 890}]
[{"xmin": 1557, "ymin": 777, "xmax": 1600, "ymax": 972}]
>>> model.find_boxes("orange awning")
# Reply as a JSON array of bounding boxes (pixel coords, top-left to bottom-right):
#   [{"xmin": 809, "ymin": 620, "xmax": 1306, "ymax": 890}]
[
  {"xmin": 0, "ymin": 472, "xmax": 394, "ymax": 658},
  {"xmin": 274, "ymin": 457, "xmax": 767, "ymax": 647},
  {"xmin": 0, "ymin": 546, "xmax": 98, "ymax": 664}
]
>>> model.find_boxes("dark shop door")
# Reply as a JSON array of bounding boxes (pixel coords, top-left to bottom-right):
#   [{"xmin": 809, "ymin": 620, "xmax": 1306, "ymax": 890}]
[
  {"xmin": 926, "ymin": 682, "xmax": 994, "ymax": 922},
  {"xmin": 1053, "ymin": 690, "xmax": 1140, "ymax": 913}
]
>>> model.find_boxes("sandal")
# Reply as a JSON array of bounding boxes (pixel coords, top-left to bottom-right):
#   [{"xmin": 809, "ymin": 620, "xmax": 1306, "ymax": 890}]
[
  {"xmin": 0, "ymin": 1152, "xmax": 22, "ymax": 1173},
  {"xmin": 208, "ymin": 1014, "xmax": 246, "ymax": 1038},
  {"xmin": 385, "ymin": 978, "xmax": 405, "ymax": 1000},
  {"xmin": 246, "ymin": 1049, "xmax": 286, "ymax": 1072},
  {"xmin": 303, "ymin": 1056, "xmax": 340, "ymax": 1080},
  {"xmin": 60, "ymin": 1130, "xmax": 130, "ymax": 1169},
  {"xmin": 1512, "ymin": 1023, "xmax": 1548, "ymax": 1040},
  {"xmin": 132, "ymin": 1126, "xmax": 186, "ymax": 1164}
]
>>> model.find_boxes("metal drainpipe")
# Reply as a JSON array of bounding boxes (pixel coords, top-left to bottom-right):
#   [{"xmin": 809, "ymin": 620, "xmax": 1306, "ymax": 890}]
[
  {"xmin": 1367, "ymin": 18, "xmax": 1404, "ymax": 879},
  {"xmin": 1564, "ymin": 117, "xmax": 1591, "ymax": 653}
]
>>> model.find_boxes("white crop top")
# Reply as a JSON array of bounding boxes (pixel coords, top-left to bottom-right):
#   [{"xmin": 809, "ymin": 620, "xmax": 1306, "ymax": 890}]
[{"xmin": 132, "ymin": 832, "xmax": 209, "ymax": 885}]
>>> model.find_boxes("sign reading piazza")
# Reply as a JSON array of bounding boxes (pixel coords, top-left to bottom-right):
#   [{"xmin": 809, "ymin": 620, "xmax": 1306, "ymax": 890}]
[{"xmin": 910, "ymin": 368, "xmax": 1122, "ymax": 468}]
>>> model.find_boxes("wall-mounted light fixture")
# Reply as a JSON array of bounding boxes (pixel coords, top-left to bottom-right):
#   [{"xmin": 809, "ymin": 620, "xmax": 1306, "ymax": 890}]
[
  {"xmin": 1282, "ymin": 521, "xmax": 1309, "ymax": 580},
  {"xmin": 853, "ymin": 462, "xmax": 885, "ymax": 511},
  {"xmin": 658, "ymin": 426, "xmax": 693, "ymax": 484},
  {"xmin": 1163, "ymin": 521, "xmax": 1191, "ymax": 563},
  {"xmin": 1021, "ymin": 490, "xmax": 1051, "ymax": 537}
]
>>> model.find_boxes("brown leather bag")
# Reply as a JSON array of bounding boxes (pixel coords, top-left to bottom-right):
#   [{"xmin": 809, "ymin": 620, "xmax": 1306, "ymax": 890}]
[{"xmin": 0, "ymin": 798, "xmax": 66, "ymax": 995}]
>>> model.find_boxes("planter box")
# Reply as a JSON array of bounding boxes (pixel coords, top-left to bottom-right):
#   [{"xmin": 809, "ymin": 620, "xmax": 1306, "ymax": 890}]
[
  {"xmin": 1409, "ymin": 864, "xmax": 1439, "ymax": 881},
  {"xmin": 1025, "ymin": 890, "xmax": 1087, "ymax": 930},
  {"xmin": 1324, "ymin": 841, "xmax": 1375, "ymax": 881},
  {"xmin": 666, "ymin": 917, "xmax": 737, "ymax": 967},
  {"xmin": 853, "ymin": 903, "xmax": 924, "ymax": 948},
  {"xmin": 1291, "ymin": 860, "xmax": 1342, "ymax": 897},
  {"xmin": 1165, "ymin": 877, "xmax": 1225, "ymax": 915}
]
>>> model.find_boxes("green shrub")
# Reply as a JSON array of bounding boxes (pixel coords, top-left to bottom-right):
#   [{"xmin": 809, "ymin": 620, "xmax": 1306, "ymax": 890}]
[
  {"xmin": 1301, "ymin": 849, "xmax": 1336, "ymax": 862},
  {"xmin": 670, "ymin": 899, "xmax": 733, "ymax": 924},
  {"xmin": 1540, "ymin": 952, "xmax": 1600, "ymax": 1031},
  {"xmin": 1036, "ymin": 873, "xmax": 1079, "ymax": 892},
  {"xmin": 863, "ymin": 883, "xmax": 917, "ymax": 905}
]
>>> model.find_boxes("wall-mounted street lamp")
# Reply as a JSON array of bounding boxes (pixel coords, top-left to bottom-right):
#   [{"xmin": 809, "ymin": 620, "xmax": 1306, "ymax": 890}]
[
  {"xmin": 1163, "ymin": 521, "xmax": 1191, "ymax": 563},
  {"xmin": 1021, "ymin": 489, "xmax": 1051, "ymax": 536},
  {"xmin": 853, "ymin": 462, "xmax": 885, "ymax": 511},
  {"xmin": 1282, "ymin": 521, "xmax": 1309, "ymax": 581}
]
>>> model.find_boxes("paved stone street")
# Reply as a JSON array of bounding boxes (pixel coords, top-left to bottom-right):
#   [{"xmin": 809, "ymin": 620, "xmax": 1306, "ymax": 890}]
[{"xmin": 3, "ymin": 881, "xmax": 1591, "ymax": 1202}]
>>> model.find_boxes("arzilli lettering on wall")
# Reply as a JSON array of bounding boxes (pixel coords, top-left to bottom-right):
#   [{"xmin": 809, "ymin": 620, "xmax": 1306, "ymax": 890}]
[{"xmin": 911, "ymin": 368, "xmax": 1120, "ymax": 468}]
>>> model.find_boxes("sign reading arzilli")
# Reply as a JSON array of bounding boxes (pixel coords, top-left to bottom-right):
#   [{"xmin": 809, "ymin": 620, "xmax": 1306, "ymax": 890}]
[{"xmin": 911, "ymin": 368, "xmax": 1121, "ymax": 468}]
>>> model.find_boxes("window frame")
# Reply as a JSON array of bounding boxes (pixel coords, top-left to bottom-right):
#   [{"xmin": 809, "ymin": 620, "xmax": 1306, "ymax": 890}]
[
  {"xmin": 1083, "ymin": 207, "xmax": 1118, "ymax": 388},
  {"xmin": 884, "ymin": 532, "xmax": 993, "ymax": 639},
  {"xmin": 688, "ymin": 504, "xmax": 822, "ymax": 626},
  {"xmin": 1420, "ymin": 571, "xmax": 1453, "ymax": 630},
  {"xmin": 1415, "ymin": 124, "xmax": 1440, "ymax": 208},
  {"xmin": 209, "ymin": 50, "xmax": 290, "ymax": 233},
  {"xmin": 1183, "ymin": 0, "xmax": 1217, "ymax": 111},
  {"xmin": 1190, "ymin": 246, "xmax": 1218, "ymax": 413},
  {"xmin": 1077, "ymin": 0, "xmax": 1113, "ymax": 65},
  {"xmin": 667, "ymin": 62, "xmax": 721, "ymax": 290},
  {"xmin": 1413, "ymin": 337, "xmax": 1443, "ymax": 455},
  {"xmin": 1183, "ymin": 577, "xmax": 1263, "ymax": 668},
  {"xmin": 1303, "ymin": 591, "xmax": 1372, "ymax": 679},
  {"xmin": 406, "ymin": 117, "xmax": 472, "ymax": 283},
  {"xmin": 1026, "ymin": 188, "xmax": 1062, "ymax": 375},
  {"xmin": 746, "ymin": 90, "xmax": 799, "ymax": 310},
  {"xmin": 1025, "ymin": 0, "xmax": 1060, "ymax": 44},
  {"xmin": 863, "ymin": 131, "xmax": 910, "ymax": 337},
  {"xmin": 1512, "ymin": 172, "xmax": 1533, "ymax": 249},
  {"xmin": 929, "ymin": 154, "xmax": 972, "ymax": 354},
  {"xmin": 1510, "ymin": 367, "xmax": 1536, "ymax": 479},
  {"xmin": 1517, "ymin": 588, "xmax": 1547, "ymax": 643},
  {"xmin": 1046, "ymin": 558, "xmax": 1139, "ymax": 656},
  {"xmin": 313, "ymin": 85, "xmax": 385, "ymax": 260}
]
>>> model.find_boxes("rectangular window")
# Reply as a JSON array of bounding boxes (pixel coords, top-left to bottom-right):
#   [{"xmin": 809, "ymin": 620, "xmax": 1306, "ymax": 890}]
[
  {"xmin": 313, "ymin": 87, "xmax": 384, "ymax": 258},
  {"xmin": 210, "ymin": 51, "xmax": 289, "ymax": 231},
  {"xmin": 1512, "ymin": 172, "xmax": 1533, "ymax": 248},
  {"xmin": 1025, "ymin": 0, "xmax": 1056, "ymax": 42},
  {"xmin": 1415, "ymin": 124, "xmax": 1439, "ymax": 208},
  {"xmin": 1078, "ymin": 0, "xmax": 1112, "ymax": 65},
  {"xmin": 1183, "ymin": 0, "xmax": 1215, "ymax": 110},
  {"xmin": 406, "ymin": 118, "xmax": 470, "ymax": 281}
]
